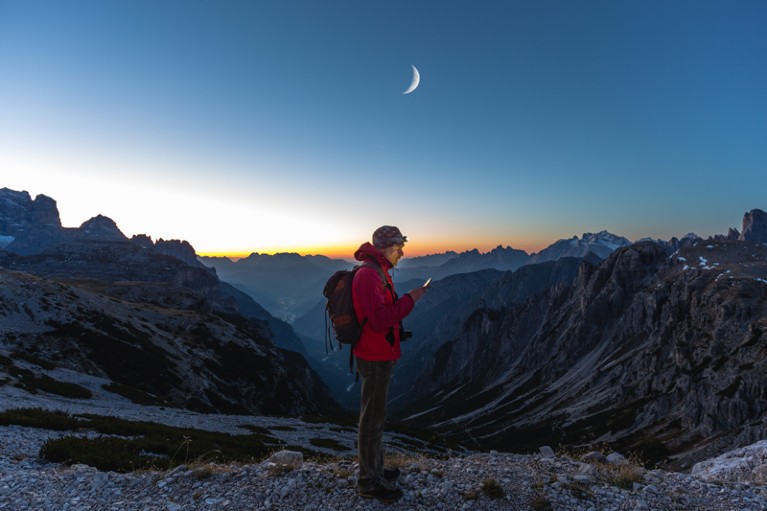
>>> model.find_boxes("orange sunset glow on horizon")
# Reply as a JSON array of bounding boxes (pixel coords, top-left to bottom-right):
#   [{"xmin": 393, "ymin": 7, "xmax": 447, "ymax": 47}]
[{"xmin": 196, "ymin": 237, "xmax": 557, "ymax": 262}]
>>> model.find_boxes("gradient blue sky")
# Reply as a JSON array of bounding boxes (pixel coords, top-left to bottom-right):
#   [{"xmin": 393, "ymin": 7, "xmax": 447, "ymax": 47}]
[{"xmin": 2, "ymin": 1, "xmax": 765, "ymax": 258}]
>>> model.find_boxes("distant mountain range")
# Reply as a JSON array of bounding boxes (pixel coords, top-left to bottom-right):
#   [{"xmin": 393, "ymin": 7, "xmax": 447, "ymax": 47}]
[
  {"xmin": 202, "ymin": 231, "xmax": 635, "ymax": 324},
  {"xmin": 199, "ymin": 253, "xmax": 350, "ymax": 323},
  {"xmin": 5, "ymin": 185, "xmax": 767, "ymax": 471}
]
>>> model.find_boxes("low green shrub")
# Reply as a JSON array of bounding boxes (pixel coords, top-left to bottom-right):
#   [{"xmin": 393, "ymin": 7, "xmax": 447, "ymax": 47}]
[
  {"xmin": 32, "ymin": 375, "xmax": 92, "ymax": 399},
  {"xmin": 2, "ymin": 408, "xmax": 271, "ymax": 472},
  {"xmin": 0, "ymin": 408, "xmax": 81, "ymax": 431},
  {"xmin": 40, "ymin": 435, "xmax": 161, "ymax": 472}
]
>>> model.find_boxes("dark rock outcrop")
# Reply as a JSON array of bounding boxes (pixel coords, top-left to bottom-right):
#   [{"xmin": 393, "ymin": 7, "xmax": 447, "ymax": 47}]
[
  {"xmin": 739, "ymin": 209, "xmax": 767, "ymax": 243},
  {"xmin": 76, "ymin": 215, "xmax": 126, "ymax": 241},
  {"xmin": 155, "ymin": 239, "xmax": 204, "ymax": 267},
  {"xmin": 0, "ymin": 188, "xmax": 65, "ymax": 254}
]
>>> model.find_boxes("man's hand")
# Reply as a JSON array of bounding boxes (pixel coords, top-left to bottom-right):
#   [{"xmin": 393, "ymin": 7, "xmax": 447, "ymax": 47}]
[{"xmin": 407, "ymin": 285, "xmax": 429, "ymax": 303}]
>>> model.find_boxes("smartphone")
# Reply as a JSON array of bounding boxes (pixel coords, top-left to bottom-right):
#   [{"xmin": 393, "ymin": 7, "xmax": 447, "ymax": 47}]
[{"xmin": 423, "ymin": 278, "xmax": 432, "ymax": 287}]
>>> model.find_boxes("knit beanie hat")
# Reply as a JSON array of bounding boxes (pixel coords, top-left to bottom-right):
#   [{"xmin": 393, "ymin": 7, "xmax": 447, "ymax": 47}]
[{"xmin": 372, "ymin": 225, "xmax": 407, "ymax": 249}]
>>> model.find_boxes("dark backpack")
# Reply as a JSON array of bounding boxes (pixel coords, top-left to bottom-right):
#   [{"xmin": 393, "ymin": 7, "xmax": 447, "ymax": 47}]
[{"xmin": 323, "ymin": 261, "xmax": 387, "ymax": 349}]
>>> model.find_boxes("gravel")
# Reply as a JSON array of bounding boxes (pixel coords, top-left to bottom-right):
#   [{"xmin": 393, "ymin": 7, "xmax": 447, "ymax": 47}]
[{"xmin": 2, "ymin": 374, "xmax": 767, "ymax": 510}]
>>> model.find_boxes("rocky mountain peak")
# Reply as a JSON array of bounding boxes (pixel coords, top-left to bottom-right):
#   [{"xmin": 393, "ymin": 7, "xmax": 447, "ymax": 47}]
[
  {"xmin": 0, "ymin": 188, "xmax": 200, "ymax": 267},
  {"xmin": 130, "ymin": 234, "xmax": 154, "ymax": 249},
  {"xmin": 739, "ymin": 208, "xmax": 767, "ymax": 243},
  {"xmin": 532, "ymin": 230, "xmax": 632, "ymax": 263},
  {"xmin": 0, "ymin": 188, "xmax": 61, "ymax": 235},
  {"xmin": 78, "ymin": 215, "xmax": 127, "ymax": 241},
  {"xmin": 0, "ymin": 188, "xmax": 64, "ymax": 254},
  {"xmin": 154, "ymin": 238, "xmax": 202, "ymax": 267}
]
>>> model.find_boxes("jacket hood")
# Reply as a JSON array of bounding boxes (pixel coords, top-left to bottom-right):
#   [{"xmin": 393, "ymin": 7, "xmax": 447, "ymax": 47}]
[{"xmin": 354, "ymin": 242, "xmax": 392, "ymax": 270}]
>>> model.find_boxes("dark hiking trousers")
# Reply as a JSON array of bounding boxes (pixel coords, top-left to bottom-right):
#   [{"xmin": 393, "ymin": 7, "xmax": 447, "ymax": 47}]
[{"xmin": 356, "ymin": 358, "xmax": 394, "ymax": 491}]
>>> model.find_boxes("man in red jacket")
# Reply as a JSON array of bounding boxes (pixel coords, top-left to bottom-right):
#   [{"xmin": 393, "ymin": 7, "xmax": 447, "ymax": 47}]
[{"xmin": 352, "ymin": 225, "xmax": 429, "ymax": 503}]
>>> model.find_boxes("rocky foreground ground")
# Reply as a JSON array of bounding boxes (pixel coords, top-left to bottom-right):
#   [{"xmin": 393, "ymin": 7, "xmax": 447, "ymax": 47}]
[
  {"xmin": 2, "ymin": 381, "xmax": 767, "ymax": 510},
  {"xmin": 3, "ymin": 427, "xmax": 767, "ymax": 511}
]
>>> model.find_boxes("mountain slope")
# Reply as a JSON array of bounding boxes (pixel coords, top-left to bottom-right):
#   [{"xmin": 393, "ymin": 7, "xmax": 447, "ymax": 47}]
[
  {"xmin": 0, "ymin": 266, "xmax": 339, "ymax": 415},
  {"xmin": 397, "ymin": 240, "xmax": 767, "ymax": 470},
  {"xmin": 388, "ymin": 258, "xmax": 586, "ymax": 409}
]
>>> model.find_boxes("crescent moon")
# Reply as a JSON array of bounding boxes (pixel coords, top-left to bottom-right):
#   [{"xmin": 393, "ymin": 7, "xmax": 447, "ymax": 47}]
[{"xmin": 403, "ymin": 65, "xmax": 420, "ymax": 94}]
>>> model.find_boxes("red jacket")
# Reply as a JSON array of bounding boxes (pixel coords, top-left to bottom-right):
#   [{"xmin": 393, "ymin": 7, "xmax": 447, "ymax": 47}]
[{"xmin": 351, "ymin": 242, "xmax": 415, "ymax": 361}]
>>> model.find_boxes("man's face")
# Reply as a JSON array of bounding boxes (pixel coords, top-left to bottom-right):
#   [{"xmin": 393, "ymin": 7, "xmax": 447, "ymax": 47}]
[{"xmin": 383, "ymin": 244, "xmax": 405, "ymax": 266}]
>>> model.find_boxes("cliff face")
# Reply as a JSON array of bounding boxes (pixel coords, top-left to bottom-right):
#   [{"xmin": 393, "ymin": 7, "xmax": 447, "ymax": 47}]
[
  {"xmin": 740, "ymin": 208, "xmax": 767, "ymax": 243},
  {"xmin": 400, "ymin": 241, "xmax": 767, "ymax": 470},
  {"xmin": 0, "ymin": 189, "xmax": 65, "ymax": 254}
]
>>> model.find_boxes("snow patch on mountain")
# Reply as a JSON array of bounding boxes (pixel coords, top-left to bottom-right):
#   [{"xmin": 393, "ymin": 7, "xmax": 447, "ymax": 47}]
[{"xmin": 531, "ymin": 230, "xmax": 632, "ymax": 263}]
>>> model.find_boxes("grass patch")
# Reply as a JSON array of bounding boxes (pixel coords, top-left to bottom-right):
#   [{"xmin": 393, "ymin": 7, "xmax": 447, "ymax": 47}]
[
  {"xmin": 604, "ymin": 462, "xmax": 645, "ymax": 490},
  {"xmin": 530, "ymin": 492, "xmax": 553, "ymax": 511},
  {"xmin": 566, "ymin": 482, "xmax": 594, "ymax": 500},
  {"xmin": 592, "ymin": 451, "xmax": 646, "ymax": 490},
  {"xmin": 266, "ymin": 462, "xmax": 298, "ymax": 477},
  {"xmin": 481, "ymin": 478, "xmax": 505, "ymax": 499},
  {"xmin": 383, "ymin": 451, "xmax": 452, "ymax": 473},
  {"xmin": 461, "ymin": 490, "xmax": 480, "ymax": 500}
]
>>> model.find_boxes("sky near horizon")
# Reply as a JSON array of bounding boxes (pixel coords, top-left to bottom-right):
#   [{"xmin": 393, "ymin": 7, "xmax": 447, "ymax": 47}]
[{"xmin": 1, "ymin": 1, "xmax": 766, "ymax": 259}]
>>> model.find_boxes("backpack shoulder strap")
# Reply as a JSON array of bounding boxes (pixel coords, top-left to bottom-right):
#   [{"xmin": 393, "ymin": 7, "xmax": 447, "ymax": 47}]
[{"xmin": 359, "ymin": 260, "xmax": 390, "ymax": 290}]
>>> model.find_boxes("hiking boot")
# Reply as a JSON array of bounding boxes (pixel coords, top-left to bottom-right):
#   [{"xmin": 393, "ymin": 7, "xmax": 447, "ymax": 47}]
[
  {"xmin": 358, "ymin": 480, "xmax": 403, "ymax": 503},
  {"xmin": 383, "ymin": 467, "xmax": 401, "ymax": 482}
]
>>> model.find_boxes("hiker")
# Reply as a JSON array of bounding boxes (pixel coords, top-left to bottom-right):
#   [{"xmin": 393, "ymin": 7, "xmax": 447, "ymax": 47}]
[{"xmin": 352, "ymin": 225, "xmax": 429, "ymax": 503}]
